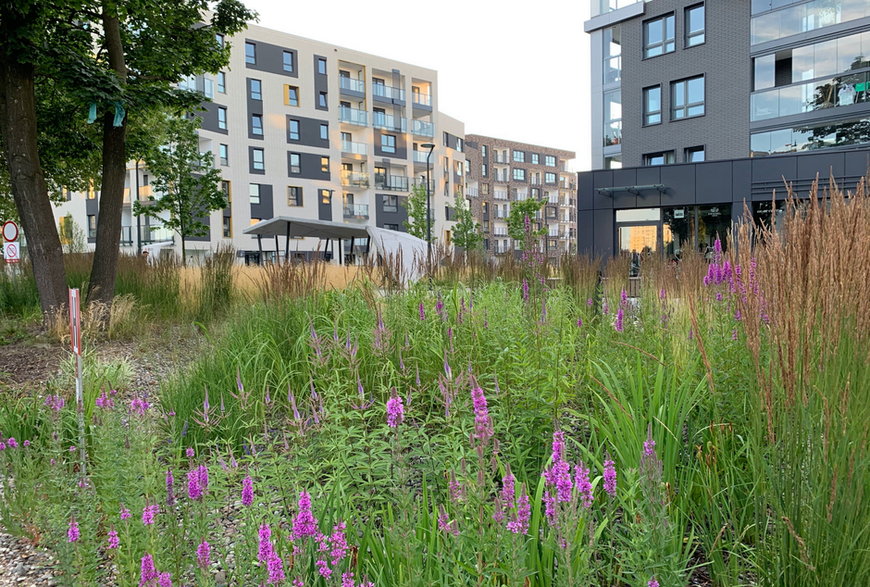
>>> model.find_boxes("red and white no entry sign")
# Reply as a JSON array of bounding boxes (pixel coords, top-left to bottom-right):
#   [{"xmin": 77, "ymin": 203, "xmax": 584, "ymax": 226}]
[
  {"xmin": 3, "ymin": 242, "xmax": 19, "ymax": 263},
  {"xmin": 2, "ymin": 220, "xmax": 18, "ymax": 242}
]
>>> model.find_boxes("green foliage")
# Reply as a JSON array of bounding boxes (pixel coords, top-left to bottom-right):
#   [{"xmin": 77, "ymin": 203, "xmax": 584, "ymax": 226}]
[
  {"xmin": 450, "ymin": 194, "xmax": 482, "ymax": 251},
  {"xmin": 402, "ymin": 183, "xmax": 433, "ymax": 241},
  {"xmin": 134, "ymin": 116, "xmax": 226, "ymax": 263},
  {"xmin": 507, "ymin": 198, "xmax": 546, "ymax": 242}
]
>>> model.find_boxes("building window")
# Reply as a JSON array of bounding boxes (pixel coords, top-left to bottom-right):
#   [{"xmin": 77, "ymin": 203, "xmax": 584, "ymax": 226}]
[
  {"xmin": 545, "ymin": 172, "xmax": 556, "ymax": 183},
  {"xmin": 481, "ymin": 163, "xmax": 488, "ymax": 177},
  {"xmin": 685, "ymin": 146, "xmax": 705, "ymax": 162},
  {"xmin": 512, "ymin": 150, "xmax": 525, "ymax": 162},
  {"xmin": 530, "ymin": 153, "xmax": 539, "ymax": 165},
  {"xmin": 604, "ymin": 25, "xmax": 622, "ymax": 84},
  {"xmin": 381, "ymin": 134, "xmax": 396, "ymax": 153},
  {"xmin": 512, "ymin": 168, "xmax": 526, "ymax": 181},
  {"xmin": 219, "ymin": 144, "xmax": 228, "ymax": 166},
  {"xmin": 87, "ymin": 215, "xmax": 96, "ymax": 238},
  {"xmin": 288, "ymin": 119, "xmax": 300, "ymax": 141},
  {"xmin": 481, "ymin": 145, "xmax": 487, "ymax": 157},
  {"xmin": 288, "ymin": 186, "xmax": 302, "ymax": 206},
  {"xmin": 245, "ymin": 42, "xmax": 256, "ymax": 64},
  {"xmin": 643, "ymin": 14, "xmax": 675, "ymax": 58},
  {"xmin": 217, "ymin": 72, "xmax": 226, "ymax": 93},
  {"xmin": 320, "ymin": 156, "xmax": 329, "ymax": 174},
  {"xmin": 671, "ymin": 75, "xmax": 705, "ymax": 119},
  {"xmin": 215, "ymin": 33, "xmax": 225, "ymax": 48},
  {"xmin": 643, "ymin": 85, "xmax": 662, "ymax": 125},
  {"xmin": 685, "ymin": 5, "xmax": 705, "ymax": 47},
  {"xmin": 320, "ymin": 123, "xmax": 328, "ymax": 141},
  {"xmin": 317, "ymin": 57, "xmax": 327, "ymax": 74},
  {"xmin": 249, "ymin": 183, "xmax": 261, "ymax": 204},
  {"xmin": 289, "ymin": 153, "xmax": 301, "ymax": 174},
  {"xmin": 283, "ymin": 51, "xmax": 294, "ymax": 73},
  {"xmin": 249, "ymin": 79, "xmax": 262, "ymax": 100},
  {"xmin": 251, "ymin": 148, "xmax": 264, "ymax": 171},
  {"xmin": 285, "ymin": 85, "xmax": 299, "ymax": 106},
  {"xmin": 318, "ymin": 92, "xmax": 328, "ymax": 108},
  {"xmin": 217, "ymin": 107, "xmax": 227, "ymax": 130},
  {"xmin": 545, "ymin": 155, "xmax": 556, "ymax": 167},
  {"xmin": 251, "ymin": 114, "xmax": 263, "ymax": 136},
  {"xmin": 384, "ymin": 223, "xmax": 399, "ymax": 231},
  {"xmin": 480, "ymin": 183, "xmax": 490, "ymax": 195},
  {"xmin": 203, "ymin": 79, "xmax": 214, "ymax": 98},
  {"xmin": 383, "ymin": 195, "xmax": 398, "ymax": 212},
  {"xmin": 220, "ymin": 180, "xmax": 231, "ymax": 203},
  {"xmin": 319, "ymin": 189, "xmax": 331, "ymax": 205},
  {"xmin": 643, "ymin": 151, "xmax": 675, "ymax": 166},
  {"xmin": 222, "ymin": 216, "xmax": 231, "ymax": 238}
]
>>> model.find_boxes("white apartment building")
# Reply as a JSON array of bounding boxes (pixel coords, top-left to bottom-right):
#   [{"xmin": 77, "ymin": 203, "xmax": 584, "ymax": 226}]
[{"xmin": 53, "ymin": 22, "xmax": 466, "ymax": 264}]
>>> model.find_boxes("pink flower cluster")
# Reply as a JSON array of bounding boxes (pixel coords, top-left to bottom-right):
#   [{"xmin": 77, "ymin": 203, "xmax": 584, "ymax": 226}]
[
  {"xmin": 385, "ymin": 394, "xmax": 404, "ymax": 428},
  {"xmin": 187, "ymin": 465, "xmax": 209, "ymax": 500},
  {"xmin": 258, "ymin": 524, "xmax": 285, "ymax": 584},
  {"xmin": 139, "ymin": 553, "xmax": 172, "ymax": 586}
]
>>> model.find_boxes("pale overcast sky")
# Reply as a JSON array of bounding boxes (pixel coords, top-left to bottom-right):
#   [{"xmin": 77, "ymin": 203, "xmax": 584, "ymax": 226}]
[{"xmin": 241, "ymin": 0, "xmax": 592, "ymax": 171}]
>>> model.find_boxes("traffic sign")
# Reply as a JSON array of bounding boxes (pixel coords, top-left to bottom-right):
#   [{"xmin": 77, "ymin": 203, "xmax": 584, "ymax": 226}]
[
  {"xmin": 3, "ymin": 242, "xmax": 19, "ymax": 263},
  {"xmin": 2, "ymin": 220, "xmax": 18, "ymax": 242}
]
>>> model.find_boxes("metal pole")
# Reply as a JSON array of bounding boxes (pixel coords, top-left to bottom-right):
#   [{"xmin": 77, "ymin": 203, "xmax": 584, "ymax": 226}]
[
  {"xmin": 424, "ymin": 143, "xmax": 435, "ymax": 272},
  {"xmin": 135, "ymin": 160, "xmax": 142, "ymax": 255}
]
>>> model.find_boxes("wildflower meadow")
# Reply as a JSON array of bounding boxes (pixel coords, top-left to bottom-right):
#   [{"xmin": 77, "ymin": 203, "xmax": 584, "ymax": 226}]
[{"xmin": 0, "ymin": 182, "xmax": 867, "ymax": 586}]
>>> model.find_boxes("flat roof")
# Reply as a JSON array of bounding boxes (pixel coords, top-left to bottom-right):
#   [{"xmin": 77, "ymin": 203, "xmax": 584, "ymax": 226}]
[{"xmin": 242, "ymin": 217, "xmax": 371, "ymax": 240}]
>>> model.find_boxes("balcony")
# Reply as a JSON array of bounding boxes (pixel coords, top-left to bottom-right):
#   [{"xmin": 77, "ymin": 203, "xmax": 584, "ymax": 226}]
[
  {"xmin": 412, "ymin": 92, "xmax": 432, "ymax": 108},
  {"xmin": 467, "ymin": 186, "xmax": 479, "ymax": 197},
  {"xmin": 373, "ymin": 83, "xmax": 405, "ymax": 102},
  {"xmin": 339, "ymin": 77, "xmax": 365, "ymax": 94},
  {"xmin": 341, "ymin": 140, "xmax": 367, "ymax": 156},
  {"xmin": 750, "ymin": 71, "xmax": 870, "ymax": 122},
  {"xmin": 494, "ymin": 189, "xmax": 508, "ymax": 201},
  {"xmin": 411, "ymin": 179, "xmax": 435, "ymax": 192},
  {"xmin": 341, "ymin": 170, "xmax": 369, "ymax": 188},
  {"xmin": 343, "ymin": 203, "xmax": 369, "ymax": 220},
  {"xmin": 375, "ymin": 174, "xmax": 409, "ymax": 191},
  {"xmin": 411, "ymin": 119, "xmax": 434, "ymax": 137},
  {"xmin": 339, "ymin": 106, "xmax": 367, "ymax": 126},
  {"xmin": 372, "ymin": 113, "xmax": 406, "ymax": 133},
  {"xmin": 141, "ymin": 225, "xmax": 175, "ymax": 245}
]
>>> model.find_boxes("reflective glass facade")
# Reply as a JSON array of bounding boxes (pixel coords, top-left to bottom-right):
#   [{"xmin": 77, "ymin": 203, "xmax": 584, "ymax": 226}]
[
  {"xmin": 750, "ymin": 116, "xmax": 870, "ymax": 155},
  {"xmin": 751, "ymin": 0, "xmax": 869, "ymax": 45}
]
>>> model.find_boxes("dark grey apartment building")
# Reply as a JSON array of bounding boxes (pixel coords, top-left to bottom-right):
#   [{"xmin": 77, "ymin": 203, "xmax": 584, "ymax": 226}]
[{"xmin": 580, "ymin": 0, "xmax": 870, "ymax": 258}]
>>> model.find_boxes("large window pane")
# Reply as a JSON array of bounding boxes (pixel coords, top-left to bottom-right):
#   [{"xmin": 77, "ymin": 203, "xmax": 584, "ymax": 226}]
[
  {"xmin": 754, "ymin": 54, "xmax": 776, "ymax": 90},
  {"xmin": 685, "ymin": 5, "xmax": 705, "ymax": 47}
]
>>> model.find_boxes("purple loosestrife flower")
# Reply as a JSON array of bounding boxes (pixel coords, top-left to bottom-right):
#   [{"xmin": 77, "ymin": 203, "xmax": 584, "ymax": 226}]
[
  {"xmin": 267, "ymin": 552, "xmax": 285, "ymax": 584},
  {"xmin": 435, "ymin": 294, "xmax": 445, "ymax": 319},
  {"xmin": 95, "ymin": 391, "xmax": 114, "ymax": 409},
  {"xmin": 621, "ymin": 288, "xmax": 628, "ymax": 306},
  {"xmin": 292, "ymin": 491, "xmax": 318, "ymax": 539},
  {"xmin": 141, "ymin": 504, "xmax": 158, "ymax": 526},
  {"xmin": 603, "ymin": 457, "xmax": 617, "ymax": 496},
  {"xmin": 470, "ymin": 384, "xmax": 493, "ymax": 443},
  {"xmin": 197, "ymin": 465, "xmax": 209, "ymax": 495},
  {"xmin": 139, "ymin": 554, "xmax": 157, "ymax": 586},
  {"xmin": 120, "ymin": 506, "xmax": 131, "ymax": 520},
  {"xmin": 6, "ymin": 437, "xmax": 17, "ymax": 448},
  {"xmin": 329, "ymin": 522, "xmax": 348, "ymax": 565},
  {"xmin": 187, "ymin": 468, "xmax": 203, "ymax": 500},
  {"xmin": 386, "ymin": 393, "xmax": 404, "ymax": 428},
  {"xmin": 67, "ymin": 519, "xmax": 80, "ymax": 543},
  {"xmin": 602, "ymin": 298, "xmax": 610, "ymax": 315},
  {"xmin": 418, "ymin": 302, "xmax": 426, "ymax": 320},
  {"xmin": 242, "ymin": 475, "xmax": 254, "ymax": 506},
  {"xmin": 507, "ymin": 490, "xmax": 531, "ymax": 535},
  {"xmin": 129, "ymin": 397, "xmax": 150, "ymax": 416},
  {"xmin": 44, "ymin": 394, "xmax": 65, "ymax": 412},
  {"xmin": 316, "ymin": 559, "xmax": 332, "ymax": 579},
  {"xmin": 185, "ymin": 447, "xmax": 195, "ymax": 459},
  {"xmin": 577, "ymin": 317, "xmax": 583, "ymax": 327},
  {"xmin": 372, "ymin": 312, "xmax": 390, "ymax": 354},
  {"xmin": 157, "ymin": 572, "xmax": 172, "ymax": 587},
  {"xmin": 648, "ymin": 579, "xmax": 660, "ymax": 587},
  {"xmin": 643, "ymin": 430, "xmax": 656, "ymax": 457},
  {"xmin": 574, "ymin": 462, "xmax": 594, "ymax": 508},
  {"xmin": 522, "ymin": 278, "xmax": 529, "ymax": 302},
  {"xmin": 438, "ymin": 505, "xmax": 459, "ymax": 536},
  {"xmin": 258, "ymin": 524, "xmax": 273, "ymax": 562},
  {"xmin": 165, "ymin": 470, "xmax": 175, "ymax": 507},
  {"xmin": 615, "ymin": 307, "xmax": 624, "ymax": 332},
  {"xmin": 107, "ymin": 528, "xmax": 119, "ymax": 549},
  {"xmin": 196, "ymin": 540, "xmax": 210, "ymax": 570}
]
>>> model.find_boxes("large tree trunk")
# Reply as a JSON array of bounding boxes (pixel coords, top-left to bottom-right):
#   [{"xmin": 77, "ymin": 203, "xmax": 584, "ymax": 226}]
[
  {"xmin": 87, "ymin": 5, "xmax": 127, "ymax": 305},
  {"xmin": 0, "ymin": 57, "xmax": 68, "ymax": 316}
]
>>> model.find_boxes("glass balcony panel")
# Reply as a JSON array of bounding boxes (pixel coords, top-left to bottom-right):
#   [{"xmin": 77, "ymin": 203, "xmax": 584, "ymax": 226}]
[
  {"xmin": 343, "ymin": 203, "xmax": 369, "ymax": 218},
  {"xmin": 341, "ymin": 140, "xmax": 367, "ymax": 155},
  {"xmin": 412, "ymin": 119, "xmax": 434, "ymax": 137},
  {"xmin": 412, "ymin": 92, "xmax": 432, "ymax": 106},
  {"xmin": 339, "ymin": 107, "xmax": 367, "ymax": 126},
  {"xmin": 339, "ymin": 77, "xmax": 365, "ymax": 93}
]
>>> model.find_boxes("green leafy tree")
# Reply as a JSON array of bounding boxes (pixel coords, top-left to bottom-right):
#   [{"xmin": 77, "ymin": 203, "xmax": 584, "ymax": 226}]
[
  {"xmin": 402, "ymin": 183, "xmax": 434, "ymax": 242},
  {"xmin": 134, "ymin": 116, "xmax": 225, "ymax": 265},
  {"xmin": 450, "ymin": 194, "xmax": 482, "ymax": 251},
  {"xmin": 507, "ymin": 198, "xmax": 546, "ymax": 243}
]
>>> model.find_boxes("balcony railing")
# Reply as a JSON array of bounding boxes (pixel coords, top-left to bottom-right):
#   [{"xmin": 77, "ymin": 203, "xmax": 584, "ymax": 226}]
[
  {"xmin": 341, "ymin": 170, "xmax": 369, "ymax": 187},
  {"xmin": 375, "ymin": 174, "xmax": 409, "ymax": 191},
  {"xmin": 750, "ymin": 71, "xmax": 870, "ymax": 122},
  {"xmin": 412, "ymin": 92, "xmax": 432, "ymax": 107},
  {"xmin": 120, "ymin": 225, "xmax": 133, "ymax": 245},
  {"xmin": 411, "ymin": 179, "xmax": 434, "ymax": 192},
  {"xmin": 341, "ymin": 140, "xmax": 367, "ymax": 156},
  {"xmin": 412, "ymin": 150, "xmax": 431, "ymax": 164},
  {"xmin": 373, "ymin": 84, "xmax": 405, "ymax": 101},
  {"xmin": 494, "ymin": 189, "xmax": 508, "ymax": 200},
  {"xmin": 339, "ymin": 106, "xmax": 368, "ymax": 126},
  {"xmin": 339, "ymin": 77, "xmax": 365, "ymax": 93},
  {"xmin": 343, "ymin": 203, "xmax": 369, "ymax": 219},
  {"xmin": 412, "ymin": 119, "xmax": 434, "ymax": 137},
  {"xmin": 466, "ymin": 186, "xmax": 479, "ymax": 197},
  {"xmin": 141, "ymin": 225, "xmax": 175, "ymax": 245},
  {"xmin": 372, "ymin": 113, "xmax": 406, "ymax": 132}
]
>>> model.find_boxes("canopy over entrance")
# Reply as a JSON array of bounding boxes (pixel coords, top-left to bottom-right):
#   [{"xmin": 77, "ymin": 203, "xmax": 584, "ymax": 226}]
[{"xmin": 243, "ymin": 216, "xmax": 427, "ymax": 283}]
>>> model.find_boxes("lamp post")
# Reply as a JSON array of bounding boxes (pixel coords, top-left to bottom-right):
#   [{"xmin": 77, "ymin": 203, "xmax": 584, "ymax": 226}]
[{"xmin": 422, "ymin": 142, "xmax": 435, "ymax": 265}]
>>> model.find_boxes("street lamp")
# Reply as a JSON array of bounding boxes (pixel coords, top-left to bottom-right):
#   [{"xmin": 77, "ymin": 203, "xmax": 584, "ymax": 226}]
[{"xmin": 422, "ymin": 142, "xmax": 435, "ymax": 263}]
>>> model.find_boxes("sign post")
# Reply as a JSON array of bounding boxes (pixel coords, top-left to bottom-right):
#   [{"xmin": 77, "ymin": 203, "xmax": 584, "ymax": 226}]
[
  {"xmin": 3, "ymin": 220, "xmax": 19, "ymax": 265},
  {"xmin": 69, "ymin": 288, "xmax": 86, "ymax": 480}
]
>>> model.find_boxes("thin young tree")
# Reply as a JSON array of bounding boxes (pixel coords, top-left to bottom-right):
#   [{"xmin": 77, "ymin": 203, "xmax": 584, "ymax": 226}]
[
  {"xmin": 134, "ymin": 116, "xmax": 226, "ymax": 265},
  {"xmin": 450, "ymin": 193, "xmax": 482, "ymax": 253},
  {"xmin": 402, "ymin": 183, "xmax": 434, "ymax": 242}
]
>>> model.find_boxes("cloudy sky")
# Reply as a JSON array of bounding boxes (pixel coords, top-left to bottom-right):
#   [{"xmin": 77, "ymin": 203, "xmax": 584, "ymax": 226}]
[{"xmin": 242, "ymin": 0, "xmax": 592, "ymax": 170}]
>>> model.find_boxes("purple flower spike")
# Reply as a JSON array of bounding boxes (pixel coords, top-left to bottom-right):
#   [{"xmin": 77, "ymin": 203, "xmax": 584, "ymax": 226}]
[
  {"xmin": 648, "ymin": 579, "xmax": 660, "ymax": 587},
  {"xmin": 418, "ymin": 302, "xmax": 426, "ymax": 320},
  {"xmin": 107, "ymin": 528, "xmax": 119, "ymax": 549},
  {"xmin": 386, "ymin": 393, "xmax": 405, "ymax": 428},
  {"xmin": 292, "ymin": 491, "xmax": 318, "ymax": 539},
  {"xmin": 140, "ymin": 554, "xmax": 157, "ymax": 586},
  {"xmin": 603, "ymin": 457, "xmax": 617, "ymax": 496},
  {"xmin": 67, "ymin": 519, "xmax": 80, "ymax": 543},
  {"xmin": 196, "ymin": 540, "xmax": 211, "ymax": 570},
  {"xmin": 242, "ymin": 475, "xmax": 254, "ymax": 506}
]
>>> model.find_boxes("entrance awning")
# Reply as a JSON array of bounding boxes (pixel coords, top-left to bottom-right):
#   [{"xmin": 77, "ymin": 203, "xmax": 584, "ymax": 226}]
[{"xmin": 242, "ymin": 216, "xmax": 371, "ymax": 240}]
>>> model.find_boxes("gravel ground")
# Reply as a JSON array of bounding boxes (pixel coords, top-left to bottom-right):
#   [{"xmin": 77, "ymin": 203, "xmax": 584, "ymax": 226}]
[{"xmin": 0, "ymin": 326, "xmax": 203, "ymax": 585}]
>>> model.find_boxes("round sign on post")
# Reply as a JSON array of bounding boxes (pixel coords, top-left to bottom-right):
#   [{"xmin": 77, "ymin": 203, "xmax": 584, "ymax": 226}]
[{"xmin": 2, "ymin": 221, "xmax": 18, "ymax": 242}]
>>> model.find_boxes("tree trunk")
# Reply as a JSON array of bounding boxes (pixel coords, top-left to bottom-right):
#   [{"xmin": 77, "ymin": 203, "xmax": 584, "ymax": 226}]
[
  {"xmin": 0, "ymin": 57, "xmax": 68, "ymax": 316},
  {"xmin": 87, "ymin": 5, "xmax": 127, "ymax": 305}
]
